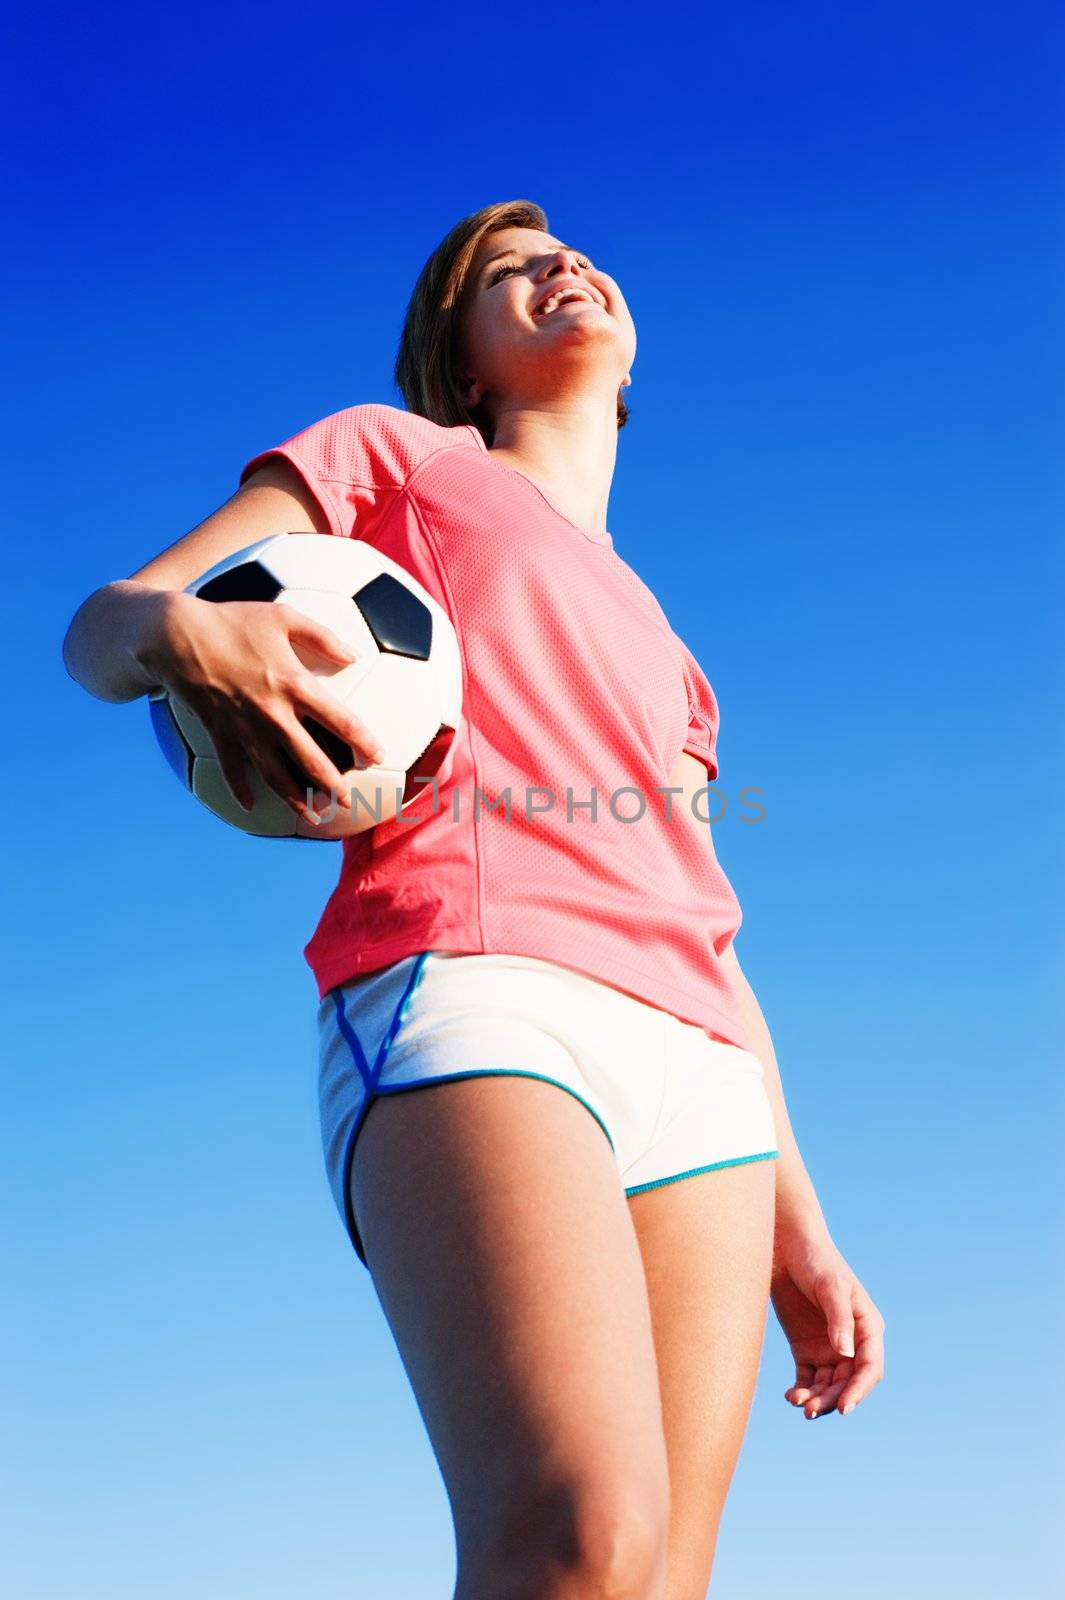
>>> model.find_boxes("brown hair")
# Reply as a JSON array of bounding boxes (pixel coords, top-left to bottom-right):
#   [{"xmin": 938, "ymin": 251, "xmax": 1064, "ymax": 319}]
[{"xmin": 394, "ymin": 198, "xmax": 630, "ymax": 447}]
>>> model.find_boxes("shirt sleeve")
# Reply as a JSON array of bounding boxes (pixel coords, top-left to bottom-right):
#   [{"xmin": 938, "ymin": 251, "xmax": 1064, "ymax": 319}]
[
  {"xmin": 678, "ymin": 645, "xmax": 721, "ymax": 783},
  {"xmin": 236, "ymin": 403, "xmax": 420, "ymax": 543},
  {"xmin": 681, "ymin": 702, "xmax": 719, "ymax": 783}
]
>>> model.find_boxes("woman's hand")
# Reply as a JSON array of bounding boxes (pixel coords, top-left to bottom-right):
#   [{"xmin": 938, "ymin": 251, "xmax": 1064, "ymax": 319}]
[
  {"xmin": 141, "ymin": 591, "xmax": 385, "ymax": 826},
  {"xmin": 770, "ymin": 1223, "xmax": 885, "ymax": 1420}
]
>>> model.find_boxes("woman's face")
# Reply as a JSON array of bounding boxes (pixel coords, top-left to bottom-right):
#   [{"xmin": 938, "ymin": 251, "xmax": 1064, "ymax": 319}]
[{"xmin": 455, "ymin": 226, "xmax": 636, "ymax": 415}]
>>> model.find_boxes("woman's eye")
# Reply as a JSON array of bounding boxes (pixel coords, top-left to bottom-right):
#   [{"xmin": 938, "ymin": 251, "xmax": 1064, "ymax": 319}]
[{"xmin": 490, "ymin": 254, "xmax": 594, "ymax": 285}]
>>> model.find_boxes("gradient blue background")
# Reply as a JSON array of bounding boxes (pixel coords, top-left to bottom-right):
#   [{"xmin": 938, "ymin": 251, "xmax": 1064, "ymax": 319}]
[{"xmin": 4, "ymin": 1, "xmax": 1062, "ymax": 1594}]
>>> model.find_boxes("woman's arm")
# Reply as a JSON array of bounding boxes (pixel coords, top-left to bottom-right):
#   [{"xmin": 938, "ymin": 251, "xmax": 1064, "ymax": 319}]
[
  {"xmin": 724, "ymin": 940, "xmax": 887, "ymax": 1418},
  {"xmin": 719, "ymin": 942, "xmax": 829, "ymax": 1245},
  {"xmin": 667, "ymin": 753, "xmax": 828, "ymax": 1243},
  {"xmin": 665, "ymin": 756, "xmax": 886, "ymax": 1416},
  {"xmin": 62, "ymin": 461, "xmax": 330, "ymax": 703}
]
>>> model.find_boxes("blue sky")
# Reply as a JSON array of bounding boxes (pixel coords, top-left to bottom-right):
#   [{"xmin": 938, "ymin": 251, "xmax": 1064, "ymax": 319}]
[{"xmin": 4, "ymin": 1, "xmax": 1062, "ymax": 1595}]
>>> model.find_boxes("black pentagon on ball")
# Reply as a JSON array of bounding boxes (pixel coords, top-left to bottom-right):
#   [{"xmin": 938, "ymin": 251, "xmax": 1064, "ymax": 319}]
[
  {"xmin": 401, "ymin": 722, "xmax": 455, "ymax": 807},
  {"xmin": 197, "ymin": 560, "xmax": 284, "ymax": 605},
  {"xmin": 353, "ymin": 572, "xmax": 433, "ymax": 661},
  {"xmin": 277, "ymin": 715, "xmax": 353, "ymax": 793}
]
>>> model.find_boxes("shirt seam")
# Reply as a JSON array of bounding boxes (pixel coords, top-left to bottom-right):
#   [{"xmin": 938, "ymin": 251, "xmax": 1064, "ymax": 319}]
[
  {"xmin": 397, "ymin": 435, "xmax": 486, "ymax": 497},
  {"xmin": 402, "ymin": 483, "xmax": 488, "ymax": 946},
  {"xmin": 322, "ymin": 408, "xmax": 484, "ymax": 497},
  {"xmin": 265, "ymin": 424, "xmax": 485, "ymax": 535},
  {"xmin": 307, "ymin": 433, "xmax": 484, "ymax": 542}
]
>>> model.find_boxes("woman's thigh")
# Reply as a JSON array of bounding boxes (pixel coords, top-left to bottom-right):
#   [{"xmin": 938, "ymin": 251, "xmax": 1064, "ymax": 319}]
[
  {"xmin": 627, "ymin": 1157, "xmax": 777, "ymax": 1599},
  {"xmin": 351, "ymin": 1072, "xmax": 672, "ymax": 1593}
]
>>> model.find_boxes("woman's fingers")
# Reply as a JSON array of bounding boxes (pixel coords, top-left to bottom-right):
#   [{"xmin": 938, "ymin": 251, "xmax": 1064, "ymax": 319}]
[
  {"xmin": 281, "ymin": 608, "xmax": 359, "ymax": 670},
  {"xmin": 804, "ymin": 1361, "xmax": 853, "ymax": 1418},
  {"xmin": 801, "ymin": 1319, "xmax": 885, "ymax": 1419},
  {"xmin": 785, "ymin": 1361, "xmax": 816, "ymax": 1404},
  {"xmin": 293, "ymin": 674, "xmax": 386, "ymax": 769},
  {"xmin": 279, "ymin": 711, "xmax": 358, "ymax": 806},
  {"xmin": 232, "ymin": 715, "xmax": 339, "ymax": 824},
  {"xmin": 280, "ymin": 612, "xmax": 385, "ymax": 765},
  {"xmin": 271, "ymin": 718, "xmax": 362, "ymax": 820},
  {"xmin": 805, "ymin": 1387, "xmax": 846, "ymax": 1418},
  {"xmin": 204, "ymin": 706, "xmax": 339, "ymax": 824},
  {"xmin": 211, "ymin": 706, "xmax": 370, "ymax": 826},
  {"xmin": 786, "ymin": 1355, "xmax": 862, "ymax": 1419},
  {"xmin": 836, "ymin": 1290, "xmax": 886, "ymax": 1409},
  {"xmin": 797, "ymin": 1363, "xmax": 838, "ymax": 1417},
  {"xmin": 257, "ymin": 740, "xmax": 327, "ymax": 825},
  {"xmin": 836, "ymin": 1307, "xmax": 886, "ymax": 1415},
  {"xmin": 246, "ymin": 681, "xmax": 356, "ymax": 811}
]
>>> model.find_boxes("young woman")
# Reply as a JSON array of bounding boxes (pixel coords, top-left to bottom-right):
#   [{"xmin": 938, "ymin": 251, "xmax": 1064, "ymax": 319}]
[{"xmin": 63, "ymin": 200, "xmax": 884, "ymax": 1600}]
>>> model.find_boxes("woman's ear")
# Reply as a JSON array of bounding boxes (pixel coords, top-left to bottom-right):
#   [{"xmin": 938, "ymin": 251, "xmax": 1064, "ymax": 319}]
[{"xmin": 458, "ymin": 372, "xmax": 484, "ymax": 407}]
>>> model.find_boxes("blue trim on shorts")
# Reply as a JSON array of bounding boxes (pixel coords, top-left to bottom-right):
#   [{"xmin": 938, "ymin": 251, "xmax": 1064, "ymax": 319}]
[
  {"xmin": 371, "ymin": 1070, "xmax": 616, "ymax": 1154},
  {"xmin": 330, "ymin": 958, "xmax": 617, "ymax": 1269},
  {"xmin": 331, "ymin": 951, "xmax": 434, "ymax": 1264},
  {"xmin": 624, "ymin": 1150, "xmax": 779, "ymax": 1197}
]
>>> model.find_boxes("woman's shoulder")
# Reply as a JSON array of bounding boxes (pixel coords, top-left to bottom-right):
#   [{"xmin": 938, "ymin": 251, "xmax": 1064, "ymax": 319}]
[
  {"xmin": 237, "ymin": 402, "xmax": 482, "ymax": 543},
  {"xmin": 294, "ymin": 402, "xmax": 481, "ymax": 489}
]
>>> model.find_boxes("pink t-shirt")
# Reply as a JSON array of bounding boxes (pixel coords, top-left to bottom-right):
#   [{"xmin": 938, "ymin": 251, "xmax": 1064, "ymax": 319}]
[{"xmin": 238, "ymin": 403, "xmax": 752, "ymax": 1054}]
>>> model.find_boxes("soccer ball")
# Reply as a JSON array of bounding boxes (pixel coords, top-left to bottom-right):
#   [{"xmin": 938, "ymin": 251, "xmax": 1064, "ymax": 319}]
[{"xmin": 147, "ymin": 532, "xmax": 462, "ymax": 840}]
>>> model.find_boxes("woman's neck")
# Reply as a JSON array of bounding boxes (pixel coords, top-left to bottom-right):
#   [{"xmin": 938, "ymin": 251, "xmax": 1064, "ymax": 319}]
[{"xmin": 486, "ymin": 401, "xmax": 619, "ymax": 537}]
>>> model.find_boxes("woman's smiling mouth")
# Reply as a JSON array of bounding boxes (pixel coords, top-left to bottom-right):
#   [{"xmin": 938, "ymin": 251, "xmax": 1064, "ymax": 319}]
[{"xmin": 533, "ymin": 286, "xmax": 603, "ymax": 318}]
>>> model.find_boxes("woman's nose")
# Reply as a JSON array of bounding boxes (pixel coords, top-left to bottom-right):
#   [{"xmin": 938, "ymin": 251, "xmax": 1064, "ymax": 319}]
[{"xmin": 542, "ymin": 248, "xmax": 581, "ymax": 278}]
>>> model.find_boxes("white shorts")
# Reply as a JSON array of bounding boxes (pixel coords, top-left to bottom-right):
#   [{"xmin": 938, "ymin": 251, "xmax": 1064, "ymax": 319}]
[{"xmin": 317, "ymin": 950, "xmax": 779, "ymax": 1267}]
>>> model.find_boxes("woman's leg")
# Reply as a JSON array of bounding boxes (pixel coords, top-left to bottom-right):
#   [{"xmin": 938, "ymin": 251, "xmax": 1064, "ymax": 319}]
[
  {"xmin": 351, "ymin": 1072, "xmax": 673, "ymax": 1600},
  {"xmin": 627, "ymin": 1159, "xmax": 777, "ymax": 1600}
]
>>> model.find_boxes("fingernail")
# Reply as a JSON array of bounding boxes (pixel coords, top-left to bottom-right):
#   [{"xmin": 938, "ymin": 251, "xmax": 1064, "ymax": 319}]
[{"xmin": 840, "ymin": 1340, "xmax": 855, "ymax": 1358}]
